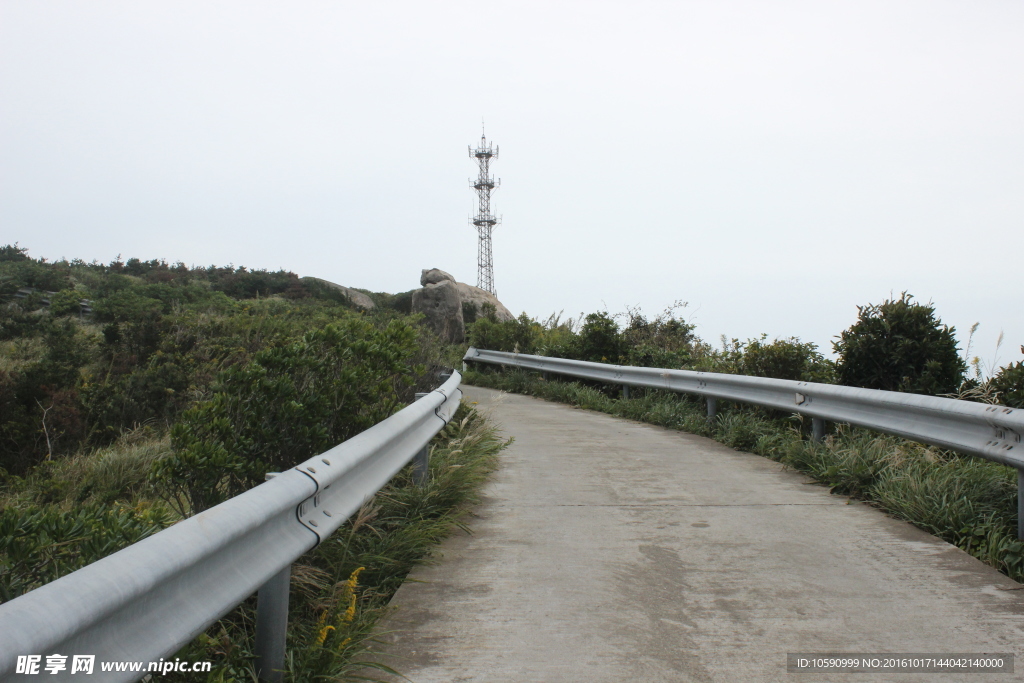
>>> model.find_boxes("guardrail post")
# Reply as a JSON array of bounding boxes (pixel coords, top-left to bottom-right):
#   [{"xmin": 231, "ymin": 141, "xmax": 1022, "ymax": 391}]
[
  {"xmin": 622, "ymin": 385, "xmax": 629, "ymax": 400},
  {"xmin": 1018, "ymin": 469, "xmax": 1024, "ymax": 541},
  {"xmin": 462, "ymin": 361, "xmax": 467, "ymax": 372},
  {"xmin": 413, "ymin": 446, "xmax": 430, "ymax": 485},
  {"xmin": 706, "ymin": 397, "xmax": 717, "ymax": 420},
  {"xmin": 542, "ymin": 371, "xmax": 549, "ymax": 380},
  {"xmin": 252, "ymin": 472, "xmax": 289, "ymax": 683},
  {"xmin": 413, "ymin": 393, "xmax": 431, "ymax": 486},
  {"xmin": 812, "ymin": 418, "xmax": 826, "ymax": 443},
  {"xmin": 254, "ymin": 564, "xmax": 290, "ymax": 683}
]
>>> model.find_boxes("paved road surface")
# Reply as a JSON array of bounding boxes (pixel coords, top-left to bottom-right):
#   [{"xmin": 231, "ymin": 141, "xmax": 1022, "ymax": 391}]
[{"xmin": 373, "ymin": 387, "xmax": 1023, "ymax": 682}]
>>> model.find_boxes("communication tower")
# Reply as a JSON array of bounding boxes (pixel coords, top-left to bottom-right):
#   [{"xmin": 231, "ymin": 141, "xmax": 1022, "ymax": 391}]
[{"xmin": 469, "ymin": 129, "xmax": 499, "ymax": 295}]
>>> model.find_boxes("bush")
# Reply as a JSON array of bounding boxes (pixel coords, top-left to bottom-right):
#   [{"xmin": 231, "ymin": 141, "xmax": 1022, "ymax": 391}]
[
  {"xmin": 739, "ymin": 335, "xmax": 835, "ymax": 383},
  {"xmin": 833, "ymin": 293, "xmax": 965, "ymax": 395},
  {"xmin": 0, "ymin": 503, "xmax": 170, "ymax": 602},
  {"xmin": 992, "ymin": 354, "xmax": 1024, "ymax": 408},
  {"xmin": 573, "ymin": 312, "xmax": 621, "ymax": 363},
  {"xmin": 467, "ymin": 313, "xmax": 541, "ymax": 354},
  {"xmin": 388, "ymin": 290, "xmax": 415, "ymax": 315},
  {"xmin": 620, "ymin": 303, "xmax": 697, "ymax": 368},
  {"xmin": 47, "ymin": 289, "xmax": 82, "ymax": 317},
  {"xmin": 151, "ymin": 318, "xmax": 421, "ymax": 514},
  {"xmin": 462, "ymin": 301, "xmax": 478, "ymax": 325},
  {"xmin": 0, "ymin": 244, "xmax": 30, "ymax": 263}
]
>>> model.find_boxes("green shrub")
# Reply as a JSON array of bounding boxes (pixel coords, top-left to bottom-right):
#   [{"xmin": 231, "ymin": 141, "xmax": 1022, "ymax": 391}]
[
  {"xmin": 389, "ymin": 290, "xmax": 415, "ymax": 315},
  {"xmin": 467, "ymin": 313, "xmax": 541, "ymax": 354},
  {"xmin": 992, "ymin": 355, "xmax": 1024, "ymax": 408},
  {"xmin": 833, "ymin": 293, "xmax": 965, "ymax": 395},
  {"xmin": 152, "ymin": 319, "xmax": 421, "ymax": 514},
  {"xmin": 47, "ymin": 289, "xmax": 83, "ymax": 317},
  {"xmin": 462, "ymin": 301, "xmax": 478, "ymax": 325},
  {"xmin": 0, "ymin": 244, "xmax": 30, "ymax": 263},
  {"xmin": 573, "ymin": 312, "xmax": 621, "ymax": 363},
  {"xmin": 620, "ymin": 304, "xmax": 697, "ymax": 369},
  {"xmin": 0, "ymin": 503, "xmax": 171, "ymax": 602},
  {"xmin": 739, "ymin": 335, "xmax": 835, "ymax": 383}
]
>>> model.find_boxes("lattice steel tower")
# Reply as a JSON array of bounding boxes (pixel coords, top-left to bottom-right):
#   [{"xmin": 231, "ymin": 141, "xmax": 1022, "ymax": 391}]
[{"xmin": 469, "ymin": 130, "xmax": 499, "ymax": 295}]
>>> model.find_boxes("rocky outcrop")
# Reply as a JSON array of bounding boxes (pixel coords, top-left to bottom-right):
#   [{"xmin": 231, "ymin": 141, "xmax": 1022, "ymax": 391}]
[
  {"xmin": 301, "ymin": 278, "xmax": 376, "ymax": 310},
  {"xmin": 411, "ymin": 279, "xmax": 465, "ymax": 343},
  {"xmin": 456, "ymin": 282, "xmax": 514, "ymax": 322},
  {"xmin": 411, "ymin": 268, "xmax": 515, "ymax": 341},
  {"xmin": 420, "ymin": 268, "xmax": 456, "ymax": 287}
]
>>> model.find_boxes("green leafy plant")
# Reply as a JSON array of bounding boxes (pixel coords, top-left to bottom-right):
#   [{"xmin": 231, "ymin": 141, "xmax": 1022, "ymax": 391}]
[
  {"xmin": 152, "ymin": 319, "xmax": 421, "ymax": 514},
  {"xmin": 467, "ymin": 313, "xmax": 541, "ymax": 354},
  {"xmin": 992, "ymin": 352, "xmax": 1024, "ymax": 408},
  {"xmin": 0, "ymin": 503, "xmax": 171, "ymax": 602},
  {"xmin": 738, "ymin": 335, "xmax": 835, "ymax": 383},
  {"xmin": 833, "ymin": 292, "xmax": 965, "ymax": 395},
  {"xmin": 573, "ymin": 312, "xmax": 621, "ymax": 363}
]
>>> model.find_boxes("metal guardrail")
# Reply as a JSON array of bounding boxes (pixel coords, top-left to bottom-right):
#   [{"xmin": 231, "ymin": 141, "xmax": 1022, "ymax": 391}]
[
  {"xmin": 463, "ymin": 348, "xmax": 1024, "ymax": 534},
  {"xmin": 0, "ymin": 371, "xmax": 463, "ymax": 682}
]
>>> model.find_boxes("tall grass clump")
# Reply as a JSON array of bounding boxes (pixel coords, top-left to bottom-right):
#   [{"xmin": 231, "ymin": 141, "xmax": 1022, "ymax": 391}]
[{"xmin": 465, "ymin": 368, "xmax": 1024, "ymax": 583}]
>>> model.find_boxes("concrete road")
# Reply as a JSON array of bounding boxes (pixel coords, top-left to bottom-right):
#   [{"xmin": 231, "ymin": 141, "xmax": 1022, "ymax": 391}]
[{"xmin": 372, "ymin": 387, "xmax": 1024, "ymax": 682}]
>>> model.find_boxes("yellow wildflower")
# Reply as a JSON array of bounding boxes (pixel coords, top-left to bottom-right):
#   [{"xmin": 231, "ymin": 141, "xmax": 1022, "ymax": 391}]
[
  {"xmin": 342, "ymin": 567, "xmax": 364, "ymax": 623},
  {"xmin": 316, "ymin": 625, "xmax": 335, "ymax": 646}
]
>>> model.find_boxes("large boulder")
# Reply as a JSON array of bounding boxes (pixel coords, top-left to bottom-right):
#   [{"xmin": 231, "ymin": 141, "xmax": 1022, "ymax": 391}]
[
  {"xmin": 456, "ymin": 282, "xmax": 514, "ymax": 322},
  {"xmin": 301, "ymin": 278, "xmax": 376, "ymax": 310},
  {"xmin": 411, "ymin": 280, "xmax": 465, "ymax": 343},
  {"xmin": 420, "ymin": 268, "xmax": 456, "ymax": 286}
]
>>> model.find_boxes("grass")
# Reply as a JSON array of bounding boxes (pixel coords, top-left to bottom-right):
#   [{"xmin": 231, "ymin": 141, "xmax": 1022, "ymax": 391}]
[
  {"xmin": 464, "ymin": 366, "xmax": 1024, "ymax": 583},
  {"xmin": 1, "ymin": 425, "xmax": 173, "ymax": 510},
  {"xmin": 0, "ymin": 427, "xmax": 178, "ymax": 601},
  {"xmin": 0, "ymin": 337, "xmax": 46, "ymax": 373}
]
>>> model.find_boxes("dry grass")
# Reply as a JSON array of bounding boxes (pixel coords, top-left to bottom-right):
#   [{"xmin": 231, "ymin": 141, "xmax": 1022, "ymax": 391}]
[{"xmin": 1, "ymin": 427, "xmax": 172, "ymax": 510}]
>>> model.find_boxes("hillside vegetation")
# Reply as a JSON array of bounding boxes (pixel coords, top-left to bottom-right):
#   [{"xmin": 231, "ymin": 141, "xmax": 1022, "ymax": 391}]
[
  {"xmin": 0, "ymin": 244, "xmax": 501, "ymax": 681},
  {"xmin": 467, "ymin": 298, "xmax": 1023, "ymax": 405}
]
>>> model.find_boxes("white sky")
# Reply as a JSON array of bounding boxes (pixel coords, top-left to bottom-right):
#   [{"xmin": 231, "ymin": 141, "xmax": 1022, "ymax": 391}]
[{"xmin": 2, "ymin": 1, "xmax": 1021, "ymax": 370}]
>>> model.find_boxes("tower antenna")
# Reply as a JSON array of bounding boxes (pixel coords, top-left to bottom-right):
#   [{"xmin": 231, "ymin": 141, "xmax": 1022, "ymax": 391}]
[{"xmin": 469, "ymin": 128, "xmax": 500, "ymax": 295}]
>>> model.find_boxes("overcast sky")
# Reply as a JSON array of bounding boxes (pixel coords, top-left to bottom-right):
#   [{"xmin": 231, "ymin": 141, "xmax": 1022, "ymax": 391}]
[{"xmin": 2, "ymin": 1, "xmax": 1021, "ymax": 370}]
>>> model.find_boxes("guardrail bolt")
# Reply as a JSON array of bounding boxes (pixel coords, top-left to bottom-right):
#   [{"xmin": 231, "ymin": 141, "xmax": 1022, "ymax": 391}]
[
  {"xmin": 254, "ymin": 564, "xmax": 291, "ymax": 683},
  {"xmin": 706, "ymin": 397, "xmax": 717, "ymax": 421},
  {"xmin": 812, "ymin": 418, "xmax": 826, "ymax": 443}
]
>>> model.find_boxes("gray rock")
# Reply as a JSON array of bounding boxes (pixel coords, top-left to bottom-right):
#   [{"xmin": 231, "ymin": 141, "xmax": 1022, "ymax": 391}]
[
  {"xmin": 456, "ymin": 282, "xmax": 514, "ymax": 322},
  {"xmin": 412, "ymin": 280, "xmax": 465, "ymax": 343},
  {"xmin": 302, "ymin": 278, "xmax": 376, "ymax": 310},
  {"xmin": 421, "ymin": 268, "xmax": 456, "ymax": 287}
]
